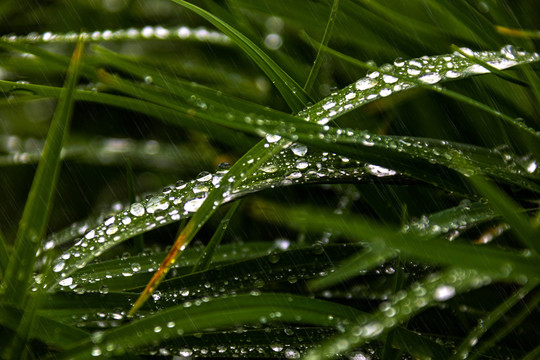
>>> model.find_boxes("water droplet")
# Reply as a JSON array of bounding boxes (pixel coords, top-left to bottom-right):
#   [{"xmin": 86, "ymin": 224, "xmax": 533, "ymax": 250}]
[
  {"xmin": 59, "ymin": 277, "xmax": 73, "ymax": 286},
  {"xmin": 266, "ymin": 134, "xmax": 282, "ymax": 143},
  {"xmin": 130, "ymin": 203, "xmax": 145, "ymax": 217},
  {"xmin": 265, "ymin": 33, "xmax": 282, "ymax": 50},
  {"xmin": 146, "ymin": 195, "xmax": 170, "ymax": 213},
  {"xmin": 291, "ymin": 144, "xmax": 308, "ymax": 156},
  {"xmin": 179, "ymin": 348, "xmax": 193, "ymax": 357},
  {"xmin": 366, "ymin": 164, "xmax": 397, "ymax": 177},
  {"xmin": 196, "ymin": 171, "xmax": 212, "ymax": 182},
  {"xmin": 434, "ymin": 285, "xmax": 456, "ymax": 301},
  {"xmin": 419, "ymin": 73, "xmax": 442, "ymax": 84},
  {"xmin": 500, "ymin": 44, "xmax": 517, "ymax": 60},
  {"xmin": 379, "ymin": 88, "xmax": 392, "ymax": 97},
  {"xmin": 323, "ymin": 101, "xmax": 336, "ymax": 110},
  {"xmin": 355, "ymin": 78, "xmax": 378, "ymax": 91},
  {"xmin": 53, "ymin": 261, "xmax": 65, "ymax": 272},
  {"xmin": 394, "ymin": 57, "xmax": 405, "ymax": 67},
  {"xmin": 445, "ymin": 70, "xmax": 460, "ymax": 78},
  {"xmin": 131, "ymin": 263, "xmax": 142, "ymax": 272},
  {"xmin": 407, "ymin": 68, "xmax": 421, "ymax": 76},
  {"xmin": 184, "ymin": 197, "xmax": 206, "ymax": 212},
  {"xmin": 383, "ymin": 74, "xmax": 398, "ymax": 84}
]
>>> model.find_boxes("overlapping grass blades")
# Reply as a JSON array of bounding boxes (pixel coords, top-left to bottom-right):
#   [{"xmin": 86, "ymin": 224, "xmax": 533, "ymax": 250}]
[
  {"xmin": 3, "ymin": 40, "xmax": 84, "ymax": 301},
  {"xmin": 1, "ymin": 1, "xmax": 540, "ymax": 358},
  {"xmin": 1, "ymin": 38, "xmax": 84, "ymax": 359}
]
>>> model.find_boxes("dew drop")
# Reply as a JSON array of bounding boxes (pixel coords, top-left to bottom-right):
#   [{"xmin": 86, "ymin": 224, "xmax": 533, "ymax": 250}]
[
  {"xmin": 323, "ymin": 101, "xmax": 336, "ymax": 110},
  {"xmin": 382, "ymin": 74, "xmax": 398, "ymax": 84},
  {"xmin": 355, "ymin": 78, "xmax": 378, "ymax": 91},
  {"xmin": 184, "ymin": 197, "xmax": 206, "ymax": 212},
  {"xmin": 53, "ymin": 261, "xmax": 65, "ymax": 273},
  {"xmin": 266, "ymin": 134, "xmax": 282, "ymax": 143},
  {"xmin": 290, "ymin": 144, "xmax": 308, "ymax": 157},
  {"xmin": 434, "ymin": 285, "xmax": 456, "ymax": 301},
  {"xmin": 419, "ymin": 73, "xmax": 442, "ymax": 84},
  {"xmin": 130, "ymin": 203, "xmax": 145, "ymax": 217},
  {"xmin": 59, "ymin": 277, "xmax": 73, "ymax": 286},
  {"xmin": 146, "ymin": 195, "xmax": 170, "ymax": 213}
]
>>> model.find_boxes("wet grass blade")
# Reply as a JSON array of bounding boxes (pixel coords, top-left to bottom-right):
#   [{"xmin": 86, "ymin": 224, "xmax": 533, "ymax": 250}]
[
  {"xmin": 254, "ymin": 202, "xmax": 540, "ymax": 282},
  {"xmin": 308, "ymin": 201, "xmax": 497, "ymax": 291},
  {"xmin": 169, "ymin": 0, "xmax": 313, "ymax": 112},
  {"xmin": 0, "ymin": 303, "xmax": 89, "ymax": 349},
  {"xmin": 0, "ymin": 228, "xmax": 8, "ymax": 278},
  {"xmin": 3, "ymin": 39, "xmax": 84, "ymax": 304},
  {"xmin": 468, "ymin": 286, "xmax": 540, "ymax": 360},
  {"xmin": 192, "ymin": 200, "xmax": 242, "ymax": 273},
  {"xmin": 451, "ymin": 281, "xmax": 539, "ymax": 360},
  {"xmin": 54, "ymin": 293, "xmax": 365, "ymax": 359},
  {"xmin": 0, "ymin": 79, "xmax": 251, "ymax": 149},
  {"xmin": 304, "ymin": 267, "xmax": 495, "ymax": 360},
  {"xmin": 468, "ymin": 176, "xmax": 540, "ymax": 256},
  {"xmin": 127, "ymin": 139, "xmax": 289, "ymax": 316},
  {"xmin": 303, "ymin": 0, "xmax": 339, "ymax": 94},
  {"xmin": 451, "ymin": 44, "xmax": 530, "ymax": 87},
  {"xmin": 304, "ymin": 43, "xmax": 540, "ymax": 151}
]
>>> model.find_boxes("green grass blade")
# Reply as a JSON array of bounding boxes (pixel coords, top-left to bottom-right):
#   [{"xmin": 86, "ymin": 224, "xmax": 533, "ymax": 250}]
[
  {"xmin": 451, "ymin": 44, "xmax": 530, "ymax": 87},
  {"xmin": 0, "ymin": 303, "xmax": 89, "ymax": 349},
  {"xmin": 53, "ymin": 293, "xmax": 365, "ymax": 359},
  {"xmin": 301, "ymin": 43, "xmax": 540, "ymax": 151},
  {"xmin": 0, "ymin": 228, "xmax": 8, "ymax": 278},
  {"xmin": 169, "ymin": 0, "xmax": 313, "ymax": 112},
  {"xmin": 126, "ymin": 160, "xmax": 144, "ymax": 253},
  {"xmin": 304, "ymin": 267, "xmax": 495, "ymax": 360},
  {"xmin": 46, "ymin": 147, "xmax": 383, "ymax": 291},
  {"xmin": 3, "ymin": 39, "xmax": 84, "ymax": 304},
  {"xmin": 254, "ymin": 202, "xmax": 540, "ymax": 282},
  {"xmin": 309, "ymin": 201, "xmax": 497, "ymax": 291},
  {"xmin": 468, "ymin": 286, "xmax": 540, "ymax": 360},
  {"xmin": 303, "ymin": 0, "xmax": 339, "ymax": 94},
  {"xmin": 0, "ymin": 79, "xmax": 251, "ymax": 149},
  {"xmin": 468, "ymin": 176, "xmax": 540, "ymax": 256},
  {"xmin": 523, "ymin": 345, "xmax": 540, "ymax": 360},
  {"xmin": 309, "ymin": 243, "xmax": 397, "ymax": 291},
  {"xmin": 192, "ymin": 200, "xmax": 242, "ymax": 273},
  {"xmin": 451, "ymin": 281, "xmax": 539, "ymax": 360}
]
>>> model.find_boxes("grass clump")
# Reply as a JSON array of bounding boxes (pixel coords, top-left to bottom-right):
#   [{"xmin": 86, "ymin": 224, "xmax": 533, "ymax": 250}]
[{"xmin": 0, "ymin": 1, "xmax": 540, "ymax": 359}]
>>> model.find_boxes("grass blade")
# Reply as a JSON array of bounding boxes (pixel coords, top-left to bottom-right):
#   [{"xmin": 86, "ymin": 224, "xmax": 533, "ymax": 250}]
[
  {"xmin": 169, "ymin": 0, "xmax": 313, "ymax": 112},
  {"xmin": 451, "ymin": 281, "xmax": 539, "ymax": 360},
  {"xmin": 303, "ymin": 0, "xmax": 339, "ymax": 94},
  {"xmin": 468, "ymin": 176, "xmax": 540, "ymax": 256},
  {"xmin": 303, "ymin": 267, "xmax": 494, "ymax": 360},
  {"xmin": 55, "ymin": 293, "xmax": 365, "ymax": 359},
  {"xmin": 468, "ymin": 286, "xmax": 540, "ymax": 360},
  {"xmin": 3, "ymin": 39, "xmax": 84, "ymax": 303},
  {"xmin": 0, "ymin": 228, "xmax": 8, "ymax": 278},
  {"xmin": 191, "ymin": 200, "xmax": 242, "ymax": 273}
]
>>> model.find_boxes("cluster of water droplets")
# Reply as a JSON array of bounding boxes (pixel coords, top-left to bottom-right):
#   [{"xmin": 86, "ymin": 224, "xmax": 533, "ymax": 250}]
[
  {"xmin": 402, "ymin": 200, "xmax": 495, "ymax": 239},
  {"xmin": 1, "ymin": 25, "xmax": 231, "ymax": 45},
  {"xmin": 305, "ymin": 268, "xmax": 493, "ymax": 360},
  {"xmin": 50, "ymin": 142, "xmax": 400, "ymax": 288},
  {"xmin": 298, "ymin": 45, "xmax": 540, "ymax": 125}
]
